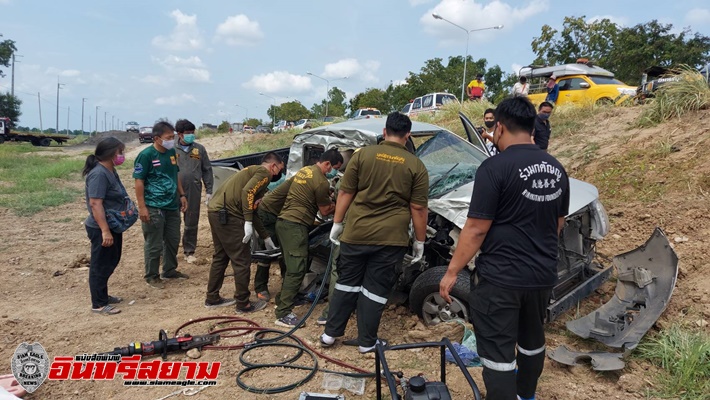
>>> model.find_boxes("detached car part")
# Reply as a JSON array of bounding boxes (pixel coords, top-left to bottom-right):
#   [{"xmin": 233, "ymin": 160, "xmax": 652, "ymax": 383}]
[
  {"xmin": 566, "ymin": 228, "xmax": 678, "ymax": 350},
  {"xmin": 548, "ymin": 345, "xmax": 625, "ymax": 371}
]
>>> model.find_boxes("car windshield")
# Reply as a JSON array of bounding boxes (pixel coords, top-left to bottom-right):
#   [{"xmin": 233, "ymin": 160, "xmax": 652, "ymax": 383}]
[
  {"xmin": 361, "ymin": 109, "xmax": 380, "ymax": 116},
  {"xmin": 589, "ymin": 76, "xmax": 626, "ymax": 85},
  {"xmin": 296, "ymin": 119, "xmax": 307, "ymax": 125},
  {"xmin": 414, "ymin": 130, "xmax": 488, "ymax": 198}
]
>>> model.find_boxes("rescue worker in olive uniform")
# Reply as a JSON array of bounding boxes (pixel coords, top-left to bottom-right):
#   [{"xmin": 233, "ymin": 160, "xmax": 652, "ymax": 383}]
[
  {"xmin": 204, "ymin": 152, "xmax": 284, "ymax": 312},
  {"xmin": 175, "ymin": 119, "xmax": 213, "ymax": 264},
  {"xmin": 274, "ymin": 149, "xmax": 343, "ymax": 328},
  {"xmin": 253, "ymin": 176, "xmax": 294, "ymax": 302},
  {"xmin": 440, "ymin": 97, "xmax": 570, "ymax": 400},
  {"xmin": 322, "ymin": 112, "xmax": 429, "ymax": 353}
]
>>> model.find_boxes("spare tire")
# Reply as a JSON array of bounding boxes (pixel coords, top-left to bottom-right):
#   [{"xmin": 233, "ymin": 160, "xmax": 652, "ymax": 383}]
[{"xmin": 409, "ymin": 265, "xmax": 471, "ymax": 326}]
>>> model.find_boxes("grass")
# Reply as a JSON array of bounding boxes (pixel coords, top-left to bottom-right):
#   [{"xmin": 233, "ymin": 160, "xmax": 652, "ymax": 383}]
[
  {"xmin": 0, "ymin": 143, "xmax": 84, "ymax": 215},
  {"xmin": 636, "ymin": 67, "xmax": 710, "ymax": 127},
  {"xmin": 637, "ymin": 324, "xmax": 710, "ymax": 399}
]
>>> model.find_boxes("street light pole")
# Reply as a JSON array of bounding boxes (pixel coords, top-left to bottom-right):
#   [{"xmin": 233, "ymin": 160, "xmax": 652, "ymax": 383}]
[
  {"xmin": 234, "ymin": 104, "xmax": 248, "ymax": 121},
  {"xmin": 95, "ymin": 106, "xmax": 100, "ymax": 135},
  {"xmin": 104, "ymin": 111, "xmax": 107, "ymax": 132},
  {"xmin": 432, "ymin": 14, "xmax": 503, "ymax": 102},
  {"xmin": 81, "ymin": 98, "xmax": 86, "ymax": 134},
  {"xmin": 307, "ymin": 72, "xmax": 347, "ymax": 118},
  {"xmin": 259, "ymin": 93, "xmax": 276, "ymax": 128},
  {"xmin": 56, "ymin": 80, "xmax": 65, "ymax": 133}
]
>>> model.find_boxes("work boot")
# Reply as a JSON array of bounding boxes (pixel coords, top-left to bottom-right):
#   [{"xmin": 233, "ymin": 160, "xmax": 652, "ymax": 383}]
[
  {"xmin": 146, "ymin": 277, "xmax": 165, "ymax": 289},
  {"xmin": 162, "ymin": 271, "xmax": 190, "ymax": 280}
]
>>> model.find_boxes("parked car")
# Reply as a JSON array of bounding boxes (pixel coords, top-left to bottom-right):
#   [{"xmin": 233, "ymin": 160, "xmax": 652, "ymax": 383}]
[
  {"xmin": 125, "ymin": 121, "xmax": 139, "ymax": 133},
  {"xmin": 243, "ymin": 125, "xmax": 255, "ymax": 134},
  {"xmin": 637, "ymin": 65, "xmax": 710, "ymax": 101},
  {"xmin": 405, "ymin": 92, "xmax": 459, "ymax": 117},
  {"xmin": 521, "ymin": 59, "xmax": 637, "ymax": 106},
  {"xmin": 350, "ymin": 108, "xmax": 382, "ymax": 120},
  {"xmin": 211, "ymin": 113, "xmax": 630, "ymax": 325},
  {"xmin": 294, "ymin": 119, "xmax": 315, "ymax": 130},
  {"xmin": 256, "ymin": 125, "xmax": 273, "ymax": 133},
  {"xmin": 138, "ymin": 126, "xmax": 153, "ymax": 143}
]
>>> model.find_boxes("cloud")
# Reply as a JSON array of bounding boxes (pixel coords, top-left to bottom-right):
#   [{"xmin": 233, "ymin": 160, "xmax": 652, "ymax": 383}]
[
  {"xmin": 409, "ymin": 0, "xmax": 434, "ymax": 6},
  {"xmin": 422, "ymin": 0, "xmax": 547, "ymax": 44},
  {"xmin": 587, "ymin": 15, "xmax": 629, "ymax": 27},
  {"xmin": 215, "ymin": 14, "xmax": 264, "ymax": 46},
  {"xmin": 142, "ymin": 55, "xmax": 210, "ymax": 84},
  {"xmin": 242, "ymin": 71, "xmax": 312, "ymax": 94},
  {"xmin": 0, "ymin": 0, "xmax": 11, "ymax": 4},
  {"xmin": 45, "ymin": 67, "xmax": 81, "ymax": 78},
  {"xmin": 685, "ymin": 8, "xmax": 710, "ymax": 27},
  {"xmin": 322, "ymin": 58, "xmax": 380, "ymax": 82},
  {"xmin": 152, "ymin": 9, "xmax": 202, "ymax": 51},
  {"xmin": 154, "ymin": 93, "xmax": 196, "ymax": 106}
]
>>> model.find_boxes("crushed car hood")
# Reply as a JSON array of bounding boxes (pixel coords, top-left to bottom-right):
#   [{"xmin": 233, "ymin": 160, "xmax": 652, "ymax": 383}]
[{"xmin": 430, "ymin": 178, "xmax": 599, "ymax": 229}]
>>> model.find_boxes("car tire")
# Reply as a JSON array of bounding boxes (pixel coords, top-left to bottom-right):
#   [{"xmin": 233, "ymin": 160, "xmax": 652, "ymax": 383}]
[
  {"xmin": 40, "ymin": 138, "xmax": 52, "ymax": 147},
  {"xmin": 596, "ymin": 97, "xmax": 614, "ymax": 106},
  {"xmin": 409, "ymin": 265, "xmax": 470, "ymax": 326}
]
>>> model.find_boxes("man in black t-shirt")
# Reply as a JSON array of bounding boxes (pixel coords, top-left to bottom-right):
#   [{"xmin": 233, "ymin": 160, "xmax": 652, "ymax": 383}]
[
  {"xmin": 532, "ymin": 101, "xmax": 553, "ymax": 151},
  {"xmin": 440, "ymin": 97, "xmax": 569, "ymax": 400}
]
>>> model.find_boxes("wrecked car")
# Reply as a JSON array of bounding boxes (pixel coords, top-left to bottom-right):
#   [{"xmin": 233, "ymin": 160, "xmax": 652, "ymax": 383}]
[{"xmin": 211, "ymin": 113, "xmax": 614, "ymax": 325}]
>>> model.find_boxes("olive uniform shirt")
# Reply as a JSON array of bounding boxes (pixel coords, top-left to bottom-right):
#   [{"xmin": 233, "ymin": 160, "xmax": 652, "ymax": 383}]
[
  {"xmin": 208, "ymin": 165, "xmax": 270, "ymax": 238},
  {"xmin": 258, "ymin": 176, "xmax": 295, "ymax": 216},
  {"xmin": 339, "ymin": 141, "xmax": 429, "ymax": 247},
  {"xmin": 280, "ymin": 165, "xmax": 332, "ymax": 227}
]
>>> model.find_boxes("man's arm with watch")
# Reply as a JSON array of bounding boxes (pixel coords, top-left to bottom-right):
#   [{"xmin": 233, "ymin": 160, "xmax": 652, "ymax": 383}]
[{"xmin": 177, "ymin": 179, "xmax": 188, "ymax": 212}]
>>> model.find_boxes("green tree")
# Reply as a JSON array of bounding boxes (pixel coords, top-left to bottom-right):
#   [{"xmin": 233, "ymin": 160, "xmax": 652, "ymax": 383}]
[
  {"xmin": 0, "ymin": 34, "xmax": 17, "ymax": 78},
  {"xmin": 311, "ymin": 86, "xmax": 348, "ymax": 117},
  {"xmin": 0, "ymin": 93, "xmax": 22, "ymax": 125},
  {"xmin": 277, "ymin": 101, "xmax": 310, "ymax": 121},
  {"xmin": 217, "ymin": 120, "xmax": 230, "ymax": 133},
  {"xmin": 531, "ymin": 17, "xmax": 710, "ymax": 85},
  {"xmin": 244, "ymin": 118, "xmax": 262, "ymax": 128},
  {"xmin": 349, "ymin": 88, "xmax": 389, "ymax": 115}
]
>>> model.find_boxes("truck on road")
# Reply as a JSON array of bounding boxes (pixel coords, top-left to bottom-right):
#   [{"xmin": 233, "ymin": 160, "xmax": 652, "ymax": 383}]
[{"xmin": 0, "ymin": 118, "xmax": 72, "ymax": 146}]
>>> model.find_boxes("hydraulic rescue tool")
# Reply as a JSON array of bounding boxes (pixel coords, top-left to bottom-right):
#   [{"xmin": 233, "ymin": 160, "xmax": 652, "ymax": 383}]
[{"xmin": 102, "ymin": 329, "xmax": 220, "ymax": 360}]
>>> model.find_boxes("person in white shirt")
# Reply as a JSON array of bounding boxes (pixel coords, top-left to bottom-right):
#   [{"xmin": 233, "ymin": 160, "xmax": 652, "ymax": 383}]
[{"xmin": 512, "ymin": 76, "xmax": 529, "ymax": 97}]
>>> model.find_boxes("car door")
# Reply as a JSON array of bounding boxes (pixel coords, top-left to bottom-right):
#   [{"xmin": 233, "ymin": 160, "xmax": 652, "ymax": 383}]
[
  {"xmin": 458, "ymin": 112, "xmax": 491, "ymax": 157},
  {"xmin": 401, "ymin": 103, "xmax": 412, "ymax": 114},
  {"xmin": 558, "ymin": 77, "xmax": 588, "ymax": 105}
]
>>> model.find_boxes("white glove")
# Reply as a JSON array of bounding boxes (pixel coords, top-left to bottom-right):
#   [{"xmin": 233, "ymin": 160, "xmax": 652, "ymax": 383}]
[
  {"xmin": 411, "ymin": 240, "xmax": 425, "ymax": 264},
  {"xmin": 329, "ymin": 222, "xmax": 344, "ymax": 245},
  {"xmin": 264, "ymin": 237, "xmax": 277, "ymax": 250},
  {"xmin": 242, "ymin": 221, "xmax": 253, "ymax": 244},
  {"xmin": 205, "ymin": 193, "xmax": 213, "ymax": 206}
]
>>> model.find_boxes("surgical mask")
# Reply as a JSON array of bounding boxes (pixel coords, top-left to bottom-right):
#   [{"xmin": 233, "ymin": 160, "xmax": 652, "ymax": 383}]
[
  {"xmin": 539, "ymin": 113, "xmax": 550, "ymax": 120},
  {"xmin": 114, "ymin": 154, "xmax": 125, "ymax": 166},
  {"xmin": 183, "ymin": 134, "xmax": 195, "ymax": 144},
  {"xmin": 326, "ymin": 169, "xmax": 339, "ymax": 179},
  {"xmin": 161, "ymin": 139, "xmax": 175, "ymax": 150},
  {"xmin": 271, "ymin": 171, "xmax": 283, "ymax": 183},
  {"xmin": 484, "ymin": 120, "xmax": 495, "ymax": 129}
]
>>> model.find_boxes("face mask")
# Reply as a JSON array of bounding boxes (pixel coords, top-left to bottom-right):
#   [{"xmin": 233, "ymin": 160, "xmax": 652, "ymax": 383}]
[
  {"xmin": 271, "ymin": 171, "xmax": 283, "ymax": 183},
  {"xmin": 484, "ymin": 120, "xmax": 495, "ymax": 129},
  {"xmin": 114, "ymin": 154, "xmax": 126, "ymax": 166},
  {"xmin": 183, "ymin": 134, "xmax": 195, "ymax": 144},
  {"xmin": 539, "ymin": 113, "xmax": 550, "ymax": 120},
  {"xmin": 161, "ymin": 139, "xmax": 175, "ymax": 150},
  {"xmin": 326, "ymin": 169, "xmax": 339, "ymax": 179}
]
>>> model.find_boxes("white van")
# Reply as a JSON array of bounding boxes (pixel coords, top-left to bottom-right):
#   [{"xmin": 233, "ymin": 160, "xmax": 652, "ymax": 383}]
[{"xmin": 402, "ymin": 92, "xmax": 459, "ymax": 116}]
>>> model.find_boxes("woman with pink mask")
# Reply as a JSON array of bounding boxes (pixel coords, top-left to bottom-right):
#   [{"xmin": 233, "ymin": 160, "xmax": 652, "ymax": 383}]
[{"xmin": 82, "ymin": 137, "xmax": 128, "ymax": 315}]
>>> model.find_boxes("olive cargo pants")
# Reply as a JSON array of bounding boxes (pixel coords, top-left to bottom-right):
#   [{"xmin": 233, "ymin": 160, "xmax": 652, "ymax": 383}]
[
  {"xmin": 206, "ymin": 212, "xmax": 252, "ymax": 308},
  {"xmin": 253, "ymin": 209, "xmax": 286, "ymax": 294},
  {"xmin": 274, "ymin": 219, "xmax": 309, "ymax": 319},
  {"xmin": 181, "ymin": 181, "xmax": 202, "ymax": 255},
  {"xmin": 142, "ymin": 207, "xmax": 181, "ymax": 280}
]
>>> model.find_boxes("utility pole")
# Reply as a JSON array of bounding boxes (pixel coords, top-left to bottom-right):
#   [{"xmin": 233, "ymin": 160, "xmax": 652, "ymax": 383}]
[
  {"xmin": 37, "ymin": 92, "xmax": 43, "ymax": 133},
  {"xmin": 104, "ymin": 111, "xmax": 107, "ymax": 132},
  {"xmin": 56, "ymin": 79, "xmax": 65, "ymax": 133},
  {"xmin": 112, "ymin": 115, "xmax": 114, "ymax": 131},
  {"xmin": 66, "ymin": 106, "xmax": 70, "ymax": 135},
  {"xmin": 89, "ymin": 116, "xmax": 92, "ymax": 136},
  {"xmin": 95, "ymin": 106, "xmax": 100, "ymax": 135},
  {"xmin": 11, "ymin": 54, "xmax": 22, "ymax": 97},
  {"xmin": 81, "ymin": 98, "xmax": 87, "ymax": 134}
]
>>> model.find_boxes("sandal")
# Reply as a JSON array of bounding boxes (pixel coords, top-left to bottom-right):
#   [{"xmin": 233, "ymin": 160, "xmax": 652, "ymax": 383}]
[
  {"xmin": 92, "ymin": 305, "xmax": 121, "ymax": 315},
  {"xmin": 108, "ymin": 296, "xmax": 123, "ymax": 304}
]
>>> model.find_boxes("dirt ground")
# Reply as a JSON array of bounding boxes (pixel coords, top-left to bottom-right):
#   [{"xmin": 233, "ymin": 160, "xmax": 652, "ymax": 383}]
[{"xmin": 1, "ymin": 111, "xmax": 709, "ymax": 400}]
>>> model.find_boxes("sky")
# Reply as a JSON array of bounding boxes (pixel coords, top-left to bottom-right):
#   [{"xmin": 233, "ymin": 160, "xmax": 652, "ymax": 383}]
[{"xmin": 2, "ymin": 0, "xmax": 710, "ymax": 131}]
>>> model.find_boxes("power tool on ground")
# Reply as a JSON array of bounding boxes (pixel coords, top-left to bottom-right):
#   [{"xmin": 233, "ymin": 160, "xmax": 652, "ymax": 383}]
[{"xmin": 102, "ymin": 329, "xmax": 220, "ymax": 360}]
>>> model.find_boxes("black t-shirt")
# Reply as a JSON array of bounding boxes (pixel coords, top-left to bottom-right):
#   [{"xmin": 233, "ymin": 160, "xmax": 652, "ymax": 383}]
[
  {"xmin": 468, "ymin": 144, "xmax": 569, "ymax": 290},
  {"xmin": 533, "ymin": 116, "xmax": 551, "ymax": 150}
]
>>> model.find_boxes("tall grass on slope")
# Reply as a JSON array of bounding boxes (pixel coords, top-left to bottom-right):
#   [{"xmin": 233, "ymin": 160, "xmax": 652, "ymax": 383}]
[
  {"xmin": 637, "ymin": 324, "xmax": 710, "ymax": 399},
  {"xmin": 637, "ymin": 67, "xmax": 710, "ymax": 127}
]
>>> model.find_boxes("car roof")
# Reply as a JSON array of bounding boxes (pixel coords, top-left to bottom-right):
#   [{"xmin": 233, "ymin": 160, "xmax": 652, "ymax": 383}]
[
  {"xmin": 520, "ymin": 62, "xmax": 615, "ymax": 79},
  {"xmin": 298, "ymin": 117, "xmax": 444, "ymax": 140}
]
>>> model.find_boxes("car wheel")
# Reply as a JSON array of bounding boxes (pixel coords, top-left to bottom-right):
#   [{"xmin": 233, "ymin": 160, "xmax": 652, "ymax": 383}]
[
  {"xmin": 596, "ymin": 97, "xmax": 614, "ymax": 106},
  {"xmin": 409, "ymin": 265, "xmax": 470, "ymax": 326},
  {"xmin": 40, "ymin": 138, "xmax": 52, "ymax": 147}
]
